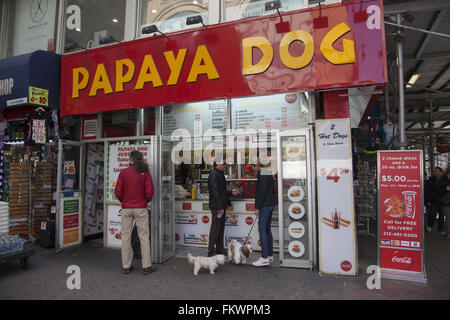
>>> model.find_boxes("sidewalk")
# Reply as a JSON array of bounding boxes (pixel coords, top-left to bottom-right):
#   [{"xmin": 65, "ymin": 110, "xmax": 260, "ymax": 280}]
[{"xmin": 0, "ymin": 231, "xmax": 449, "ymax": 300}]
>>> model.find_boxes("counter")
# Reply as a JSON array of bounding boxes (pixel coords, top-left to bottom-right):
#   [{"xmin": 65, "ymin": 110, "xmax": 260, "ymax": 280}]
[{"xmin": 175, "ymin": 199, "xmax": 291, "ymax": 251}]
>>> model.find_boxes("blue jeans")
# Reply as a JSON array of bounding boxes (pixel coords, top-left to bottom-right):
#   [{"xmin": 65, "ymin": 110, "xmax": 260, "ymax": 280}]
[{"xmin": 258, "ymin": 206, "xmax": 274, "ymax": 258}]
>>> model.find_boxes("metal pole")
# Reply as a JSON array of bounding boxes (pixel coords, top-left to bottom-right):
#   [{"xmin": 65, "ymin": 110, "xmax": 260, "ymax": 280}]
[
  {"xmin": 385, "ymin": 21, "xmax": 450, "ymax": 39},
  {"xmin": 384, "ymin": 84, "xmax": 390, "ymax": 122},
  {"xmin": 429, "ymin": 101, "xmax": 435, "ymax": 171},
  {"xmin": 396, "ymin": 14, "xmax": 406, "ymax": 150}
]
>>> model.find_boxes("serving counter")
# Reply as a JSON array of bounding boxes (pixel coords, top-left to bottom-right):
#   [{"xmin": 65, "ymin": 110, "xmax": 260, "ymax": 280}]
[{"xmin": 175, "ymin": 199, "xmax": 291, "ymax": 251}]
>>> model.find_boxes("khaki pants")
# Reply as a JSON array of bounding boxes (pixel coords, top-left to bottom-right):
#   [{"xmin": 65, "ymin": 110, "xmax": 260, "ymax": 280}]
[{"xmin": 121, "ymin": 208, "xmax": 151, "ymax": 269}]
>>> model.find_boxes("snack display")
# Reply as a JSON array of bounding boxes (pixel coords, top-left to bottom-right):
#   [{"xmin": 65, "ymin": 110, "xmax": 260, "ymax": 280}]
[
  {"xmin": 8, "ymin": 163, "xmax": 29, "ymax": 235},
  {"xmin": 31, "ymin": 162, "xmax": 53, "ymax": 235}
]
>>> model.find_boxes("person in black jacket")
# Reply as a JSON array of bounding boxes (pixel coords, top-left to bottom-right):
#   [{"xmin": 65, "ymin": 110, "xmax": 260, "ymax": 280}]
[
  {"xmin": 208, "ymin": 162, "xmax": 240, "ymax": 257},
  {"xmin": 425, "ymin": 167, "xmax": 448, "ymax": 233},
  {"xmin": 252, "ymin": 162, "xmax": 278, "ymax": 267}
]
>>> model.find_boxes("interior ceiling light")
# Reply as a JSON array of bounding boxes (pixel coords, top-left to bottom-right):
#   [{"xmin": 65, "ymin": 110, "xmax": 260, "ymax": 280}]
[
  {"xmin": 112, "ymin": 18, "xmax": 118, "ymax": 23},
  {"xmin": 406, "ymin": 73, "xmax": 420, "ymax": 88}
]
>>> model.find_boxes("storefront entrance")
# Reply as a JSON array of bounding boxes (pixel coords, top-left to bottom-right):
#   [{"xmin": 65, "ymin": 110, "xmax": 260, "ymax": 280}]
[{"xmin": 55, "ymin": 135, "xmax": 176, "ymax": 263}]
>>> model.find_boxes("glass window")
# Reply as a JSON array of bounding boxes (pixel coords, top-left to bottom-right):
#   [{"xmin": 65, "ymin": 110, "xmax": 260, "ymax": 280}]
[
  {"xmin": 102, "ymin": 110, "xmax": 136, "ymax": 138},
  {"xmin": 225, "ymin": 0, "xmax": 308, "ymax": 22},
  {"xmin": 64, "ymin": 0, "xmax": 126, "ymax": 53},
  {"xmin": 139, "ymin": 0, "xmax": 209, "ymax": 37},
  {"xmin": 5, "ymin": 0, "xmax": 59, "ymax": 57}
]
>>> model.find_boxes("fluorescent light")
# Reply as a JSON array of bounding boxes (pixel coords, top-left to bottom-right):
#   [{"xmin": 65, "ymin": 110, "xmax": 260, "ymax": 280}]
[
  {"xmin": 406, "ymin": 73, "xmax": 420, "ymax": 88},
  {"xmin": 152, "ymin": 9, "xmax": 157, "ymax": 13},
  {"xmin": 112, "ymin": 18, "xmax": 118, "ymax": 23}
]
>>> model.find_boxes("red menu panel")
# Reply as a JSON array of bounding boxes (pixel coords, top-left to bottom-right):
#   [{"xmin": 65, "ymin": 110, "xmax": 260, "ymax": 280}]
[{"xmin": 378, "ymin": 151, "xmax": 423, "ymax": 272}]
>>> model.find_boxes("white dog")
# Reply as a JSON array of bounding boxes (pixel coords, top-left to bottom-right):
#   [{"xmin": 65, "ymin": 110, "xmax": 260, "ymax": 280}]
[
  {"xmin": 228, "ymin": 240, "xmax": 253, "ymax": 265},
  {"xmin": 187, "ymin": 253, "xmax": 225, "ymax": 276}
]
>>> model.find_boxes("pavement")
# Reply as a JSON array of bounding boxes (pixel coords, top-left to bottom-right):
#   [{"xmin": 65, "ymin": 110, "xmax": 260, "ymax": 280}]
[{"xmin": 0, "ymin": 229, "xmax": 449, "ymax": 300}]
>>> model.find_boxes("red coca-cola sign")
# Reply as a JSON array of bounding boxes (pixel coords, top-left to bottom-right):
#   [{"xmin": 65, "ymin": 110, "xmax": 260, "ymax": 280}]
[
  {"xmin": 202, "ymin": 216, "xmax": 210, "ymax": 224},
  {"xmin": 246, "ymin": 217, "xmax": 254, "ymax": 225},
  {"xmin": 381, "ymin": 248, "xmax": 421, "ymax": 272},
  {"xmin": 340, "ymin": 260, "xmax": 352, "ymax": 272}
]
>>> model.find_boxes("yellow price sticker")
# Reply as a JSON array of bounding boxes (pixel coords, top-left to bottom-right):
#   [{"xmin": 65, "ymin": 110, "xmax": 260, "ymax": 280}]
[{"xmin": 29, "ymin": 86, "xmax": 49, "ymax": 106}]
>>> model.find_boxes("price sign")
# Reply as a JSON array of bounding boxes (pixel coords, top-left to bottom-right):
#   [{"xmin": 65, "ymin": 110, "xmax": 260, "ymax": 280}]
[
  {"xmin": 316, "ymin": 118, "xmax": 357, "ymax": 276},
  {"xmin": 29, "ymin": 86, "xmax": 49, "ymax": 106},
  {"xmin": 377, "ymin": 150, "xmax": 426, "ymax": 283}
]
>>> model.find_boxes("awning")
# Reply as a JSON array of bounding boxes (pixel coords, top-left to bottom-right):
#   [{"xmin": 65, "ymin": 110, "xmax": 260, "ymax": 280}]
[{"xmin": 0, "ymin": 50, "xmax": 60, "ymax": 109}]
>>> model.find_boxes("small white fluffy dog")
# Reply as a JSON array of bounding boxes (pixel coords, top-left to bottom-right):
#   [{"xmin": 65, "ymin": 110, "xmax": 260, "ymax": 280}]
[
  {"xmin": 187, "ymin": 253, "xmax": 225, "ymax": 276},
  {"xmin": 228, "ymin": 240, "xmax": 253, "ymax": 265}
]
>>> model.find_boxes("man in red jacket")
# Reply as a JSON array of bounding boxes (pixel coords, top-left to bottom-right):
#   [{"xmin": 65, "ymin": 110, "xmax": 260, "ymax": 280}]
[{"xmin": 114, "ymin": 151, "xmax": 155, "ymax": 275}]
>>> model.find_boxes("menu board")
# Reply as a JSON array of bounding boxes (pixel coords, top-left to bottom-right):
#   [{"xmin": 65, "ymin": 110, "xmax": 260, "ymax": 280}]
[
  {"xmin": 316, "ymin": 119, "xmax": 357, "ymax": 275},
  {"xmin": 231, "ymin": 93, "xmax": 309, "ymax": 131},
  {"xmin": 378, "ymin": 151, "xmax": 425, "ymax": 279},
  {"xmin": 163, "ymin": 99, "xmax": 228, "ymax": 136},
  {"xmin": 59, "ymin": 197, "xmax": 82, "ymax": 248}
]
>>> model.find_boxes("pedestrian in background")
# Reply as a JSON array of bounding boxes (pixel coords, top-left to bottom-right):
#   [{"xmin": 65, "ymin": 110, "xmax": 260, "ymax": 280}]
[
  {"xmin": 425, "ymin": 167, "xmax": 447, "ymax": 233},
  {"xmin": 252, "ymin": 162, "xmax": 278, "ymax": 267},
  {"xmin": 440, "ymin": 169, "xmax": 450, "ymax": 240},
  {"xmin": 115, "ymin": 150, "xmax": 156, "ymax": 275}
]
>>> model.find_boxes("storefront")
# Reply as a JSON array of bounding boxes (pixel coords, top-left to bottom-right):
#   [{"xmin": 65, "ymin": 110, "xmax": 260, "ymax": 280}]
[
  {"xmin": 58, "ymin": 0, "xmax": 387, "ymax": 271},
  {"xmin": 0, "ymin": 50, "xmax": 61, "ymax": 237}
]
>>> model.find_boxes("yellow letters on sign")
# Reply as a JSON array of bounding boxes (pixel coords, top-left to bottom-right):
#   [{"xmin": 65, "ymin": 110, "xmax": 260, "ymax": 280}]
[
  {"xmin": 164, "ymin": 49, "xmax": 187, "ymax": 86},
  {"xmin": 279, "ymin": 30, "xmax": 314, "ymax": 69},
  {"xmin": 115, "ymin": 59, "xmax": 135, "ymax": 92},
  {"xmin": 320, "ymin": 22, "xmax": 355, "ymax": 65},
  {"xmin": 72, "ymin": 67, "xmax": 89, "ymax": 98},
  {"xmin": 135, "ymin": 55, "xmax": 163, "ymax": 89},
  {"xmin": 242, "ymin": 36, "xmax": 273, "ymax": 75},
  {"xmin": 89, "ymin": 64, "xmax": 113, "ymax": 96},
  {"xmin": 187, "ymin": 45, "xmax": 220, "ymax": 83}
]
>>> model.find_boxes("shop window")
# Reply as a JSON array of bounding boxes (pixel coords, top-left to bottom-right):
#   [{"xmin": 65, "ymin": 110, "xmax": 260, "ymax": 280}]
[
  {"xmin": 139, "ymin": 0, "xmax": 209, "ymax": 37},
  {"xmin": 102, "ymin": 110, "xmax": 136, "ymax": 138},
  {"xmin": 4, "ymin": 0, "xmax": 59, "ymax": 57},
  {"xmin": 64, "ymin": 0, "xmax": 126, "ymax": 53},
  {"xmin": 144, "ymin": 107, "xmax": 156, "ymax": 136},
  {"xmin": 225, "ymin": 0, "xmax": 306, "ymax": 22}
]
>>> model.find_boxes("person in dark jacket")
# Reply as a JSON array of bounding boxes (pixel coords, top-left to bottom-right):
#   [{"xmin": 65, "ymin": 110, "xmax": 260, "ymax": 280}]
[
  {"xmin": 208, "ymin": 161, "xmax": 240, "ymax": 257},
  {"xmin": 425, "ymin": 167, "xmax": 448, "ymax": 233},
  {"xmin": 252, "ymin": 162, "xmax": 278, "ymax": 267},
  {"xmin": 114, "ymin": 151, "xmax": 155, "ymax": 275}
]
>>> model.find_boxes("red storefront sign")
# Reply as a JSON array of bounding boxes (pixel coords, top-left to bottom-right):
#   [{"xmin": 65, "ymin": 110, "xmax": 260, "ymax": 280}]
[
  {"xmin": 63, "ymin": 214, "xmax": 80, "ymax": 230},
  {"xmin": 378, "ymin": 151, "xmax": 425, "ymax": 279},
  {"xmin": 60, "ymin": 0, "xmax": 387, "ymax": 116}
]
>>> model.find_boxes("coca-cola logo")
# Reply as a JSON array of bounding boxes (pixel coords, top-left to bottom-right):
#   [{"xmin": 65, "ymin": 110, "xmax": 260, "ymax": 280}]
[
  {"xmin": 202, "ymin": 216, "xmax": 209, "ymax": 224},
  {"xmin": 340, "ymin": 260, "xmax": 352, "ymax": 272},
  {"xmin": 285, "ymin": 94, "xmax": 297, "ymax": 104},
  {"xmin": 246, "ymin": 217, "xmax": 254, "ymax": 225},
  {"xmin": 392, "ymin": 256, "xmax": 412, "ymax": 264}
]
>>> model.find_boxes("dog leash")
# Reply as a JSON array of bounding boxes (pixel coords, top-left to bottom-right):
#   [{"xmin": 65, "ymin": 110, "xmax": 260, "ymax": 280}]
[{"xmin": 246, "ymin": 214, "xmax": 259, "ymax": 241}]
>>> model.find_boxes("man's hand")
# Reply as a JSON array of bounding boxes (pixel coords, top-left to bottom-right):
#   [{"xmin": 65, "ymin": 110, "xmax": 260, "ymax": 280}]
[
  {"xmin": 217, "ymin": 209, "xmax": 224, "ymax": 215},
  {"xmin": 255, "ymin": 209, "xmax": 259, "ymax": 216},
  {"xmin": 232, "ymin": 189, "xmax": 240, "ymax": 196}
]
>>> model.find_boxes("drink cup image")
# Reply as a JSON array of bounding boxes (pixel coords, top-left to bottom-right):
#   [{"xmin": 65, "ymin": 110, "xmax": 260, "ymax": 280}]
[{"xmin": 402, "ymin": 191, "xmax": 417, "ymax": 219}]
